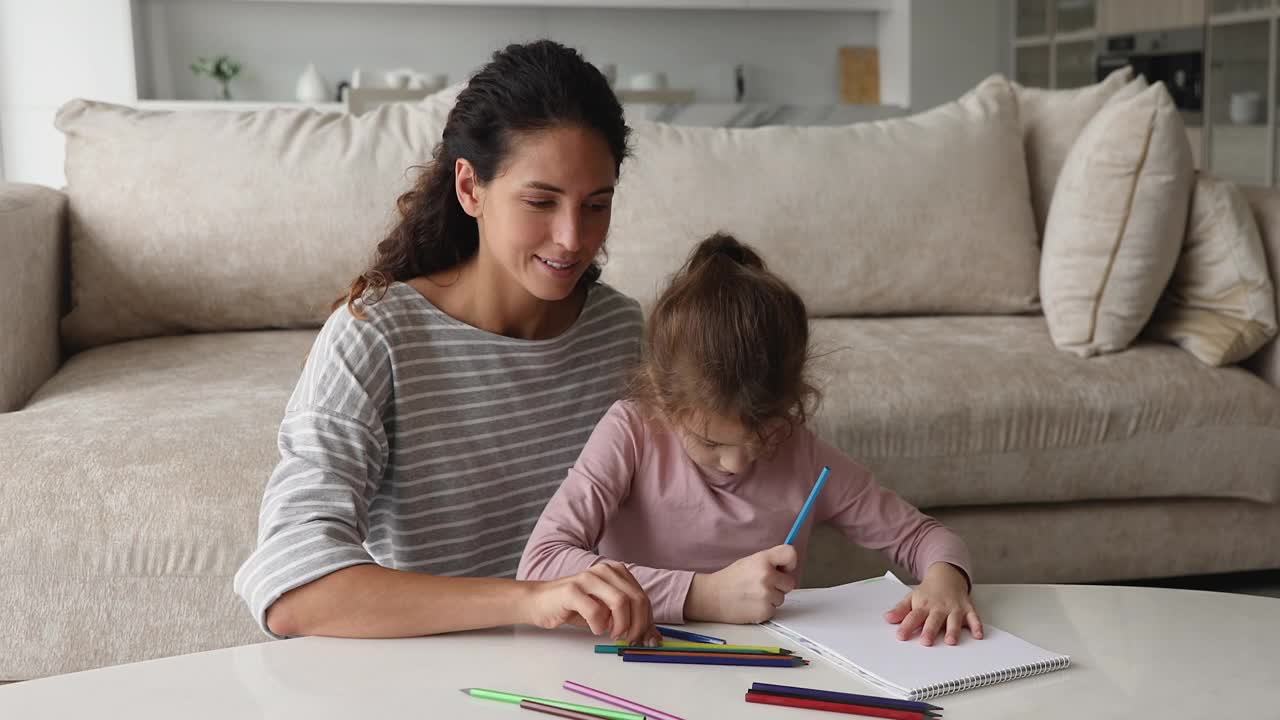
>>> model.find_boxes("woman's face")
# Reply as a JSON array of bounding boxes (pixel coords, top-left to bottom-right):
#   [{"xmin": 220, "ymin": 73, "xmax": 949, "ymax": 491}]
[{"xmin": 460, "ymin": 125, "xmax": 617, "ymax": 302}]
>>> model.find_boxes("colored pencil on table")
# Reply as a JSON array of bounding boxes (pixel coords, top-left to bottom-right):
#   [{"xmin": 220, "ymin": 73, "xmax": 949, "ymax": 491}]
[
  {"xmin": 596, "ymin": 644, "xmax": 784, "ymax": 655},
  {"xmin": 622, "ymin": 650, "xmax": 799, "ymax": 661},
  {"xmin": 622, "ymin": 653, "xmax": 806, "ymax": 668},
  {"xmin": 563, "ymin": 680, "xmax": 687, "ymax": 720},
  {"xmin": 461, "ymin": 688, "xmax": 644, "ymax": 720},
  {"xmin": 749, "ymin": 689, "xmax": 941, "ymax": 718},
  {"xmin": 520, "ymin": 700, "xmax": 605, "ymax": 720},
  {"xmin": 784, "ymin": 465, "xmax": 830, "ymax": 544},
  {"xmin": 656, "ymin": 625, "xmax": 726, "ymax": 645},
  {"xmin": 746, "ymin": 691, "xmax": 935, "ymax": 719},
  {"xmin": 750, "ymin": 682, "xmax": 943, "ymax": 712},
  {"xmin": 608, "ymin": 639, "xmax": 792, "ymax": 654}
]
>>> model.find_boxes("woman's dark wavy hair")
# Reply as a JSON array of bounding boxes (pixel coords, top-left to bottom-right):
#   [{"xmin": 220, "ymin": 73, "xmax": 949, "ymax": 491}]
[{"xmin": 337, "ymin": 40, "xmax": 629, "ymax": 315}]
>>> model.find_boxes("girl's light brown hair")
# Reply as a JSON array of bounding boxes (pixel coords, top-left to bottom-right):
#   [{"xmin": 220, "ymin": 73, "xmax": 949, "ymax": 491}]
[{"xmin": 629, "ymin": 232, "xmax": 818, "ymax": 446}]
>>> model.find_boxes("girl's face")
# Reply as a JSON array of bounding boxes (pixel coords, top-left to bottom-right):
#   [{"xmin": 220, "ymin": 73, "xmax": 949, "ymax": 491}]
[
  {"xmin": 459, "ymin": 125, "xmax": 617, "ymax": 302},
  {"xmin": 675, "ymin": 412, "xmax": 766, "ymax": 478}
]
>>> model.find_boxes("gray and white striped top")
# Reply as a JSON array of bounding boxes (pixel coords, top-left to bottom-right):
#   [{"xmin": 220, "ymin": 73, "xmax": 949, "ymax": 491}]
[{"xmin": 233, "ymin": 281, "xmax": 643, "ymax": 637}]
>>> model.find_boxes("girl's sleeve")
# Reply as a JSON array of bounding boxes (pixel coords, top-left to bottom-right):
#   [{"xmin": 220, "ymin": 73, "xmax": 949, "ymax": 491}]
[
  {"xmin": 814, "ymin": 434, "xmax": 973, "ymax": 587},
  {"xmin": 518, "ymin": 402, "xmax": 696, "ymax": 623}
]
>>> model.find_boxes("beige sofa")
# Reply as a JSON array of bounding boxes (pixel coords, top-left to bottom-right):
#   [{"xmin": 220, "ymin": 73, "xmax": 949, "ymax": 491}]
[{"xmin": 2, "ymin": 74, "xmax": 1279, "ymax": 681}]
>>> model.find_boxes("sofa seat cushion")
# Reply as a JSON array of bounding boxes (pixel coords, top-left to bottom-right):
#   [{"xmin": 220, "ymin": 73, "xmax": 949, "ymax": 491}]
[
  {"xmin": 810, "ymin": 316, "xmax": 1280, "ymax": 508},
  {"xmin": 0, "ymin": 330, "xmax": 315, "ymax": 677}
]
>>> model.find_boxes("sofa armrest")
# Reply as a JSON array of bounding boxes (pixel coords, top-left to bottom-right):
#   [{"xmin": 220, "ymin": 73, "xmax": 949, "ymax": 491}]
[{"xmin": 0, "ymin": 183, "xmax": 67, "ymax": 412}]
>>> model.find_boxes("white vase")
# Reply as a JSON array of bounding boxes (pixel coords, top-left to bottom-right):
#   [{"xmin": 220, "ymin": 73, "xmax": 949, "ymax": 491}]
[{"xmin": 295, "ymin": 63, "xmax": 329, "ymax": 104}]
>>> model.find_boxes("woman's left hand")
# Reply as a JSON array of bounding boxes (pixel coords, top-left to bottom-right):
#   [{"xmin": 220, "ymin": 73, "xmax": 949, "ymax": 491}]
[{"xmin": 883, "ymin": 562, "xmax": 983, "ymax": 646}]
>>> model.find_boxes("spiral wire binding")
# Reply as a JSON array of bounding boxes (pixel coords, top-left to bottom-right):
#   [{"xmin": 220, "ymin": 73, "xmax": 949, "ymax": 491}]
[{"xmin": 911, "ymin": 655, "xmax": 1072, "ymax": 700}]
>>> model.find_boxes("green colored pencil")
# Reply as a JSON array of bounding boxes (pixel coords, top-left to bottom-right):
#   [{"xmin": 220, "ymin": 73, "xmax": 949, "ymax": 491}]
[{"xmin": 461, "ymin": 688, "xmax": 645, "ymax": 720}]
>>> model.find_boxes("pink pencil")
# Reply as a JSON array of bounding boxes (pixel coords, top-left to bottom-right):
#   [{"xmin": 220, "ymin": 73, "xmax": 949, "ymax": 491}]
[{"xmin": 563, "ymin": 680, "xmax": 686, "ymax": 720}]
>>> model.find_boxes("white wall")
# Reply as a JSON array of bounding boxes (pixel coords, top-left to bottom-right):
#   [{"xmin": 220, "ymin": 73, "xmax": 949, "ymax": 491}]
[
  {"xmin": 909, "ymin": 0, "xmax": 1010, "ymax": 111},
  {"xmin": 137, "ymin": 0, "xmax": 877, "ymax": 105},
  {"xmin": 0, "ymin": 0, "xmax": 136, "ymax": 187}
]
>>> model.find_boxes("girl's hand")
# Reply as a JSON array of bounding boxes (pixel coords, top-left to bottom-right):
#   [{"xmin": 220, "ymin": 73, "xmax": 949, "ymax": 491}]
[
  {"xmin": 685, "ymin": 544, "xmax": 798, "ymax": 624},
  {"xmin": 883, "ymin": 562, "xmax": 983, "ymax": 646},
  {"xmin": 523, "ymin": 561, "xmax": 661, "ymax": 647}
]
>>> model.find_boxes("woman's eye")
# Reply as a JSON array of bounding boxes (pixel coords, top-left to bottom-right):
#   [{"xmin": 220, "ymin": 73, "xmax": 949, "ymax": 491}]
[
  {"xmin": 524, "ymin": 199, "xmax": 554, "ymax": 209},
  {"xmin": 587, "ymin": 203, "xmax": 611, "ymax": 212}
]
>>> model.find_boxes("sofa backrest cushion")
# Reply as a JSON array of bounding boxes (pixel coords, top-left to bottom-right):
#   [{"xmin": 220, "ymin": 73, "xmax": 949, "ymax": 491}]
[
  {"xmin": 1144, "ymin": 173, "xmax": 1278, "ymax": 365},
  {"xmin": 1014, "ymin": 66, "xmax": 1135, "ymax": 239},
  {"xmin": 1041, "ymin": 81, "xmax": 1195, "ymax": 357},
  {"xmin": 601, "ymin": 74, "xmax": 1041, "ymax": 316},
  {"xmin": 55, "ymin": 93, "xmax": 455, "ymax": 351},
  {"xmin": 58, "ymin": 74, "xmax": 1041, "ymax": 350}
]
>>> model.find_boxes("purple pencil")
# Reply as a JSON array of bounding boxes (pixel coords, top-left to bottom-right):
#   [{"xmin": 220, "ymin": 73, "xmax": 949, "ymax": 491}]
[{"xmin": 563, "ymin": 680, "xmax": 686, "ymax": 720}]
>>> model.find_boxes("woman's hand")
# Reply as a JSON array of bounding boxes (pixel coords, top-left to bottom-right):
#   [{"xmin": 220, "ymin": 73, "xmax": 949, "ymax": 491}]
[
  {"xmin": 685, "ymin": 544, "xmax": 798, "ymax": 624},
  {"xmin": 522, "ymin": 561, "xmax": 660, "ymax": 646},
  {"xmin": 883, "ymin": 562, "xmax": 983, "ymax": 646}
]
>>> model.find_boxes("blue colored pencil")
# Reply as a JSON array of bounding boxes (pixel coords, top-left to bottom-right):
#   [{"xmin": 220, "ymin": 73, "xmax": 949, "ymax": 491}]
[
  {"xmin": 784, "ymin": 466, "xmax": 830, "ymax": 545},
  {"xmin": 750, "ymin": 682, "xmax": 943, "ymax": 712},
  {"xmin": 656, "ymin": 626, "xmax": 726, "ymax": 645},
  {"xmin": 622, "ymin": 654, "xmax": 804, "ymax": 668}
]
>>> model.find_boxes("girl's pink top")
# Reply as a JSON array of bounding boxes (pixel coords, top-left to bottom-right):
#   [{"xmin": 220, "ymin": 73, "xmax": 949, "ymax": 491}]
[{"xmin": 518, "ymin": 400, "xmax": 972, "ymax": 623}]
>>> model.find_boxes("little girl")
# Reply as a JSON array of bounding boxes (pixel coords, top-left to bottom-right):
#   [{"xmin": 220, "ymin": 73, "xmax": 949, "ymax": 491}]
[{"xmin": 518, "ymin": 234, "xmax": 983, "ymax": 647}]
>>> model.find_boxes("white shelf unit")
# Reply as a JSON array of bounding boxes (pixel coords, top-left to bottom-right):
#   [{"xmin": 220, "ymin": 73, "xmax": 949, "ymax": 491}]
[
  {"xmin": 1010, "ymin": 0, "xmax": 1099, "ymax": 91},
  {"xmin": 1204, "ymin": 1, "xmax": 1279, "ymax": 186},
  {"xmin": 131, "ymin": 0, "xmax": 907, "ymax": 108},
  {"xmin": 1009, "ymin": 0, "xmax": 1210, "ymax": 171}
]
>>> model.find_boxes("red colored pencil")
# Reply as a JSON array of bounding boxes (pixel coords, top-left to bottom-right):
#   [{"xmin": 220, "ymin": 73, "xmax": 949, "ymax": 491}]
[{"xmin": 745, "ymin": 691, "xmax": 934, "ymax": 720}]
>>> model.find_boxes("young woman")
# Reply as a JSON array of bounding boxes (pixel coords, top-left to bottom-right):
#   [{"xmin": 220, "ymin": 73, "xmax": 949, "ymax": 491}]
[{"xmin": 234, "ymin": 40, "xmax": 659, "ymax": 647}]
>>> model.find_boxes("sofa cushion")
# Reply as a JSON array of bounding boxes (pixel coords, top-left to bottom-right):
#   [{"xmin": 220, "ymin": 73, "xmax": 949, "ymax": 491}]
[
  {"xmin": 1145, "ymin": 173, "xmax": 1278, "ymax": 365},
  {"xmin": 0, "ymin": 331, "xmax": 315, "ymax": 678},
  {"xmin": 54, "ymin": 93, "xmax": 456, "ymax": 352},
  {"xmin": 809, "ymin": 315, "xmax": 1280, "ymax": 508},
  {"xmin": 601, "ymin": 74, "xmax": 1041, "ymax": 316},
  {"xmin": 1014, "ymin": 66, "xmax": 1134, "ymax": 238},
  {"xmin": 1041, "ymin": 81, "xmax": 1195, "ymax": 357}
]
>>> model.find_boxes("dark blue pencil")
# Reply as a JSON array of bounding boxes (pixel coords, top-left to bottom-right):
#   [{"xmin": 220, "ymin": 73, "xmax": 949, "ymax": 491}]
[
  {"xmin": 750, "ymin": 682, "xmax": 942, "ymax": 712},
  {"xmin": 624, "ymin": 654, "xmax": 804, "ymax": 668}
]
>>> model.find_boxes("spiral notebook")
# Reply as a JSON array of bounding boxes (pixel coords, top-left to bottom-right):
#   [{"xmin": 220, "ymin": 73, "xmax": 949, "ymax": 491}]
[{"xmin": 763, "ymin": 572, "xmax": 1070, "ymax": 701}]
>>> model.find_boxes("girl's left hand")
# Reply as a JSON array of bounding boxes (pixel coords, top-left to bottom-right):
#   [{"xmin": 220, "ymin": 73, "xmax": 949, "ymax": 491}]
[{"xmin": 883, "ymin": 562, "xmax": 983, "ymax": 646}]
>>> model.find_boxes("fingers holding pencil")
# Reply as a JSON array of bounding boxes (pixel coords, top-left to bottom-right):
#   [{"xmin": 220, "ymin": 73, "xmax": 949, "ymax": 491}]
[{"xmin": 524, "ymin": 563, "xmax": 660, "ymax": 647}]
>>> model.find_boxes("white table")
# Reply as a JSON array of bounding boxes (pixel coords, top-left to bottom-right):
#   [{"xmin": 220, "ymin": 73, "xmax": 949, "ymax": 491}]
[{"xmin": 3, "ymin": 583, "xmax": 1278, "ymax": 719}]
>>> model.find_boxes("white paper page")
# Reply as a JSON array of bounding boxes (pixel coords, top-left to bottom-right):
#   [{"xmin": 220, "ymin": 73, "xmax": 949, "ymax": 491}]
[{"xmin": 765, "ymin": 572, "xmax": 1067, "ymax": 696}]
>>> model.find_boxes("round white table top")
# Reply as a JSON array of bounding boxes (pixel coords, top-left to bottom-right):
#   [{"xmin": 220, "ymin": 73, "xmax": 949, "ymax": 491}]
[{"xmin": 2, "ymin": 583, "xmax": 1277, "ymax": 719}]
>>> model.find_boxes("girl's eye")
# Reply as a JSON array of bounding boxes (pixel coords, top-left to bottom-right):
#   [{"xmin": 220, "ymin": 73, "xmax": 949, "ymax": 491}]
[
  {"xmin": 524, "ymin": 199, "xmax": 554, "ymax": 209},
  {"xmin": 587, "ymin": 202, "xmax": 611, "ymax": 212}
]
